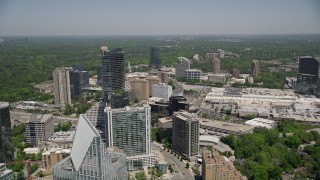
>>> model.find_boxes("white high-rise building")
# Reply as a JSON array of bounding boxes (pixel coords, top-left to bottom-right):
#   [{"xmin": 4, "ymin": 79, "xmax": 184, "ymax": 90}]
[
  {"xmin": 53, "ymin": 67, "xmax": 72, "ymax": 105},
  {"xmin": 105, "ymin": 105, "xmax": 155, "ymax": 169},
  {"xmin": 152, "ymin": 83, "xmax": 172, "ymax": 101}
]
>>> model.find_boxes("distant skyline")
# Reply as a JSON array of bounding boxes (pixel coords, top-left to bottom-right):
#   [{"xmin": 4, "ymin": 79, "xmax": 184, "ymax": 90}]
[{"xmin": 0, "ymin": 0, "xmax": 319, "ymax": 36}]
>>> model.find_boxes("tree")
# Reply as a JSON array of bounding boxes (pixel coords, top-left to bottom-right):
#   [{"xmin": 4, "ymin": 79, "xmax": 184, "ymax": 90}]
[
  {"xmin": 285, "ymin": 135, "xmax": 301, "ymax": 149},
  {"xmin": 185, "ymin": 162, "xmax": 190, "ymax": 168},
  {"xmin": 64, "ymin": 104, "xmax": 74, "ymax": 115},
  {"xmin": 168, "ymin": 164, "xmax": 173, "ymax": 173},
  {"xmin": 135, "ymin": 171, "xmax": 147, "ymax": 180},
  {"xmin": 31, "ymin": 163, "xmax": 39, "ymax": 173}
]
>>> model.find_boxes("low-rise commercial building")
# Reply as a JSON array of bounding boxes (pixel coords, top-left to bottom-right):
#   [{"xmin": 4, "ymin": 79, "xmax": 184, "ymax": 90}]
[
  {"xmin": 202, "ymin": 150, "xmax": 245, "ymax": 180},
  {"xmin": 200, "ymin": 120, "xmax": 254, "ymax": 135},
  {"xmin": 42, "ymin": 148, "xmax": 71, "ymax": 170},
  {"xmin": 47, "ymin": 131, "xmax": 75, "ymax": 149},
  {"xmin": 185, "ymin": 69, "xmax": 201, "ymax": 80},
  {"xmin": 208, "ymin": 74, "xmax": 226, "ymax": 83},
  {"xmin": 0, "ymin": 163, "xmax": 13, "ymax": 180},
  {"xmin": 152, "ymin": 83, "xmax": 172, "ymax": 101}
]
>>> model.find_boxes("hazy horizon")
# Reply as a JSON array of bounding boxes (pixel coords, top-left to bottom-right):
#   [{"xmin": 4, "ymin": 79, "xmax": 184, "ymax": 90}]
[{"xmin": 0, "ymin": 0, "xmax": 319, "ymax": 36}]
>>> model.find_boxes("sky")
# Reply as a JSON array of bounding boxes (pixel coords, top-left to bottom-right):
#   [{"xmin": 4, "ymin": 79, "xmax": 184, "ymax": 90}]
[{"xmin": 0, "ymin": 0, "xmax": 319, "ymax": 36}]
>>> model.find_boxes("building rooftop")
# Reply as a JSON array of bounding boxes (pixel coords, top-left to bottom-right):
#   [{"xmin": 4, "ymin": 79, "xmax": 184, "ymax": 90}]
[
  {"xmin": 48, "ymin": 131, "xmax": 76, "ymax": 143},
  {"xmin": 245, "ymin": 118, "xmax": 275, "ymax": 129},
  {"xmin": 174, "ymin": 111, "xmax": 198, "ymax": 122},
  {"xmin": 186, "ymin": 69, "xmax": 201, "ymax": 72},
  {"xmin": 0, "ymin": 101, "xmax": 9, "ymax": 108},
  {"xmin": 105, "ymin": 104, "xmax": 150, "ymax": 113},
  {"xmin": 200, "ymin": 120, "xmax": 254, "ymax": 134},
  {"xmin": 25, "ymin": 114, "xmax": 53, "ymax": 123}
]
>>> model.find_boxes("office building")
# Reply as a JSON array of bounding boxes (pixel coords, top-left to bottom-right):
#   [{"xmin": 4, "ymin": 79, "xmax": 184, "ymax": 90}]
[
  {"xmin": 0, "ymin": 102, "xmax": 13, "ymax": 163},
  {"xmin": 146, "ymin": 76, "xmax": 160, "ymax": 97},
  {"xmin": 185, "ymin": 69, "xmax": 201, "ymax": 80},
  {"xmin": 47, "ymin": 131, "xmax": 75, "ymax": 149},
  {"xmin": 69, "ymin": 65, "xmax": 89, "ymax": 100},
  {"xmin": 42, "ymin": 148, "xmax": 70, "ymax": 170},
  {"xmin": 296, "ymin": 56, "xmax": 320, "ymax": 92},
  {"xmin": 101, "ymin": 47, "xmax": 125, "ymax": 101},
  {"xmin": 105, "ymin": 105, "xmax": 155, "ymax": 168},
  {"xmin": 150, "ymin": 47, "xmax": 161, "ymax": 69},
  {"xmin": 206, "ymin": 52, "xmax": 219, "ymax": 60},
  {"xmin": 110, "ymin": 90, "xmax": 129, "ymax": 109},
  {"xmin": 251, "ymin": 60, "xmax": 259, "ymax": 77},
  {"xmin": 218, "ymin": 49, "xmax": 225, "ymax": 58},
  {"xmin": 157, "ymin": 71, "xmax": 169, "ymax": 84},
  {"xmin": 85, "ymin": 102, "xmax": 107, "ymax": 140},
  {"xmin": 53, "ymin": 67, "xmax": 72, "ymax": 105},
  {"xmin": 0, "ymin": 163, "xmax": 13, "ymax": 180},
  {"xmin": 232, "ymin": 68, "xmax": 240, "ymax": 78},
  {"xmin": 130, "ymin": 79, "xmax": 149, "ymax": 100},
  {"xmin": 172, "ymin": 111, "xmax": 199, "ymax": 158},
  {"xmin": 202, "ymin": 150, "xmax": 244, "ymax": 180},
  {"xmin": 25, "ymin": 114, "xmax": 54, "ymax": 146},
  {"xmin": 152, "ymin": 83, "xmax": 172, "ymax": 101},
  {"xmin": 175, "ymin": 57, "xmax": 191, "ymax": 78},
  {"xmin": 53, "ymin": 115, "xmax": 127, "ymax": 180},
  {"xmin": 212, "ymin": 59, "xmax": 221, "ymax": 74},
  {"xmin": 208, "ymin": 74, "xmax": 226, "ymax": 84},
  {"xmin": 169, "ymin": 93, "xmax": 189, "ymax": 115}
]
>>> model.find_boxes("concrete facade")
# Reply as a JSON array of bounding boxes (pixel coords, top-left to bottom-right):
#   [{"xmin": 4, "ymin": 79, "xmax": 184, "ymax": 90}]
[{"xmin": 53, "ymin": 67, "xmax": 72, "ymax": 105}]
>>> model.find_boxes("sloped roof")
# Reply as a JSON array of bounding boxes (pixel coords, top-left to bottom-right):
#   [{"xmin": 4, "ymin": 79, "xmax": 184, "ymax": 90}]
[{"xmin": 70, "ymin": 114, "xmax": 100, "ymax": 171}]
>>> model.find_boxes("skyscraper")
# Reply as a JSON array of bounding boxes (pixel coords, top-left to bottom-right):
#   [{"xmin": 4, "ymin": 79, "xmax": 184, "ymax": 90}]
[
  {"xmin": 150, "ymin": 47, "xmax": 161, "ymax": 69},
  {"xmin": 172, "ymin": 111, "xmax": 199, "ymax": 158},
  {"xmin": 101, "ymin": 47, "xmax": 125, "ymax": 101},
  {"xmin": 251, "ymin": 60, "xmax": 259, "ymax": 77},
  {"xmin": 53, "ymin": 114, "xmax": 127, "ymax": 180},
  {"xmin": 0, "ymin": 102, "xmax": 13, "ymax": 162},
  {"xmin": 175, "ymin": 57, "xmax": 191, "ymax": 78},
  {"xmin": 212, "ymin": 59, "xmax": 221, "ymax": 74},
  {"xmin": 105, "ymin": 105, "xmax": 155, "ymax": 168},
  {"xmin": 69, "ymin": 65, "xmax": 89, "ymax": 100},
  {"xmin": 53, "ymin": 67, "xmax": 72, "ymax": 105}
]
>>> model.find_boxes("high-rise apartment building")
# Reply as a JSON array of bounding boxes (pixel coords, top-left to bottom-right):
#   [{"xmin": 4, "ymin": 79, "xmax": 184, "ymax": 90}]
[
  {"xmin": 251, "ymin": 60, "xmax": 259, "ymax": 77},
  {"xmin": 105, "ymin": 105, "xmax": 155, "ymax": 168},
  {"xmin": 69, "ymin": 65, "xmax": 89, "ymax": 100},
  {"xmin": 130, "ymin": 79, "xmax": 149, "ymax": 100},
  {"xmin": 212, "ymin": 59, "xmax": 221, "ymax": 74},
  {"xmin": 53, "ymin": 67, "xmax": 72, "ymax": 105},
  {"xmin": 172, "ymin": 111, "xmax": 199, "ymax": 158},
  {"xmin": 53, "ymin": 114, "xmax": 127, "ymax": 180},
  {"xmin": 101, "ymin": 47, "xmax": 125, "ymax": 101},
  {"xmin": 202, "ymin": 150, "xmax": 245, "ymax": 180},
  {"xmin": 25, "ymin": 114, "xmax": 54, "ymax": 146},
  {"xmin": 0, "ymin": 102, "xmax": 13, "ymax": 162},
  {"xmin": 175, "ymin": 57, "xmax": 191, "ymax": 78},
  {"xmin": 150, "ymin": 47, "xmax": 161, "ymax": 69},
  {"xmin": 145, "ymin": 76, "xmax": 160, "ymax": 97}
]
